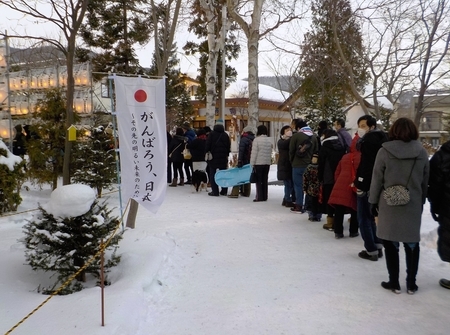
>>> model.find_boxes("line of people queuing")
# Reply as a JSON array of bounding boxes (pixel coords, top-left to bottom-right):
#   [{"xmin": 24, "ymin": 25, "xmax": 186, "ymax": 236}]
[
  {"xmin": 167, "ymin": 119, "xmax": 273, "ymax": 201},
  {"xmin": 279, "ymin": 115, "xmax": 450, "ymax": 295},
  {"xmin": 167, "ymin": 116, "xmax": 450, "ymax": 294}
]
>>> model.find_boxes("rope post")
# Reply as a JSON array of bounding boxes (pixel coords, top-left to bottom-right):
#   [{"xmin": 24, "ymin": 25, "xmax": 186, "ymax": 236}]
[{"xmin": 100, "ymin": 239, "xmax": 105, "ymax": 327}]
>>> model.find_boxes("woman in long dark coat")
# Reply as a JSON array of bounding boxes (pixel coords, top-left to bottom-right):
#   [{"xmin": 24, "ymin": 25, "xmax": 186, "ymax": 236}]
[
  {"xmin": 205, "ymin": 120, "xmax": 230, "ymax": 196},
  {"xmin": 168, "ymin": 128, "xmax": 187, "ymax": 187},
  {"xmin": 369, "ymin": 118, "xmax": 429, "ymax": 294},
  {"xmin": 318, "ymin": 129, "xmax": 345, "ymax": 230},
  {"xmin": 428, "ymin": 140, "xmax": 450, "ymax": 289},
  {"xmin": 277, "ymin": 125, "xmax": 294, "ymax": 207}
]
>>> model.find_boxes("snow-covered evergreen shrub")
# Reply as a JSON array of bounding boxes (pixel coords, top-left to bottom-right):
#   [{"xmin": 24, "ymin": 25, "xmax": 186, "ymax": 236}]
[
  {"xmin": 0, "ymin": 140, "xmax": 26, "ymax": 213},
  {"xmin": 23, "ymin": 198, "xmax": 122, "ymax": 295}
]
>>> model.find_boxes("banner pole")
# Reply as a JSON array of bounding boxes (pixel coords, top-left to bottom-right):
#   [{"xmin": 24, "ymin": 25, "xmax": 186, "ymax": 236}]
[{"xmin": 108, "ymin": 74, "xmax": 124, "ymax": 230}]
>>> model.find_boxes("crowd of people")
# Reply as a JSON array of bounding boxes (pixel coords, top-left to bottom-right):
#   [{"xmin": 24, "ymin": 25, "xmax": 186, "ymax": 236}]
[{"xmin": 167, "ymin": 116, "xmax": 450, "ymax": 294}]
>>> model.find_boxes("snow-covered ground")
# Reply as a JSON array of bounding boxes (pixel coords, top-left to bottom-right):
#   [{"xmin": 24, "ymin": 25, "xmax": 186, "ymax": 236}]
[{"xmin": 1, "ymin": 166, "xmax": 449, "ymax": 335}]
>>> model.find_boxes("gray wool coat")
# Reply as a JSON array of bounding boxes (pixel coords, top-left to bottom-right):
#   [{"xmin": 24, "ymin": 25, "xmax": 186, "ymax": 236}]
[{"xmin": 369, "ymin": 140, "xmax": 429, "ymax": 243}]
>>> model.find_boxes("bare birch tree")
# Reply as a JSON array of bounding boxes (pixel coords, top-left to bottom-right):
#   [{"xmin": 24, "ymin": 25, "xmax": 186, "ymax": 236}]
[
  {"xmin": 150, "ymin": 0, "xmax": 182, "ymax": 76},
  {"xmin": 334, "ymin": 0, "xmax": 449, "ymax": 129},
  {"xmin": 413, "ymin": 0, "xmax": 450, "ymax": 127},
  {"xmin": 361, "ymin": 0, "xmax": 421, "ymax": 119},
  {"xmin": 0, "ymin": 0, "xmax": 89, "ymax": 186},
  {"xmin": 226, "ymin": 0, "xmax": 303, "ymax": 128},
  {"xmin": 197, "ymin": 0, "xmax": 230, "ymax": 128}
]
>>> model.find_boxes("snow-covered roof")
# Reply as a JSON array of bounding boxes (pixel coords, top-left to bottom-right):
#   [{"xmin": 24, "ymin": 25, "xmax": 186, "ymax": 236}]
[
  {"xmin": 362, "ymin": 86, "xmax": 394, "ymax": 110},
  {"xmin": 225, "ymin": 80, "xmax": 290, "ymax": 103}
]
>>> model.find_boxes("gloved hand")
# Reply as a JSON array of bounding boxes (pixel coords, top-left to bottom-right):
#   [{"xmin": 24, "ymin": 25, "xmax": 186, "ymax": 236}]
[
  {"xmin": 370, "ymin": 203, "xmax": 379, "ymax": 217},
  {"xmin": 237, "ymin": 161, "xmax": 243, "ymax": 168}
]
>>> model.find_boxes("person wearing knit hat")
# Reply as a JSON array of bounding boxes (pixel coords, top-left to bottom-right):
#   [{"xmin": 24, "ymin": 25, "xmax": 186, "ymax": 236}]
[{"xmin": 243, "ymin": 125, "xmax": 255, "ymax": 134}]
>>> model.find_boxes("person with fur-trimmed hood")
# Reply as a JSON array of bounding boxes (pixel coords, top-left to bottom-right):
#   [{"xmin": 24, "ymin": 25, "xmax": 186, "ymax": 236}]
[
  {"xmin": 205, "ymin": 119, "xmax": 231, "ymax": 196},
  {"xmin": 318, "ymin": 129, "xmax": 346, "ymax": 231},
  {"xmin": 289, "ymin": 119, "xmax": 319, "ymax": 213},
  {"xmin": 428, "ymin": 140, "xmax": 450, "ymax": 290},
  {"xmin": 228, "ymin": 125, "xmax": 255, "ymax": 198}
]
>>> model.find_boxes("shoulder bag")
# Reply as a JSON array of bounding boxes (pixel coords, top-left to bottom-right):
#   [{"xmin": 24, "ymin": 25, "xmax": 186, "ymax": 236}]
[
  {"xmin": 382, "ymin": 158, "xmax": 417, "ymax": 206},
  {"xmin": 205, "ymin": 133, "xmax": 222, "ymax": 161}
]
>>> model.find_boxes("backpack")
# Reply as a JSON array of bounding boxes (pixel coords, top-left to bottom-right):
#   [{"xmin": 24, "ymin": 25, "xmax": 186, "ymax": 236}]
[{"xmin": 296, "ymin": 137, "xmax": 312, "ymax": 158}]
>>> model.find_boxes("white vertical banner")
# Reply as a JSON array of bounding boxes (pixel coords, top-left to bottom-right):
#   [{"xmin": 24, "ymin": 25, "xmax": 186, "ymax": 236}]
[{"xmin": 114, "ymin": 75, "xmax": 166, "ymax": 214}]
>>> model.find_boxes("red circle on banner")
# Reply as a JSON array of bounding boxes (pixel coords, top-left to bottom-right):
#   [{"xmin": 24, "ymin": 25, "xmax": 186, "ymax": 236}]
[{"xmin": 134, "ymin": 89, "xmax": 147, "ymax": 102}]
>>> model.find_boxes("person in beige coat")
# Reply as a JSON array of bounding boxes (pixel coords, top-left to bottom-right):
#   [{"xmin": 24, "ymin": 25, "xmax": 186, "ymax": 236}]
[{"xmin": 250, "ymin": 125, "xmax": 273, "ymax": 202}]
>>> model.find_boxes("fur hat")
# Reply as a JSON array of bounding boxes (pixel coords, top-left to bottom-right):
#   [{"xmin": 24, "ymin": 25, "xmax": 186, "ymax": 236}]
[{"xmin": 243, "ymin": 125, "xmax": 254, "ymax": 133}]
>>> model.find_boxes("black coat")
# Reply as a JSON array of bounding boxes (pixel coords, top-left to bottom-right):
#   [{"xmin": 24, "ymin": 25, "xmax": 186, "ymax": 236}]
[
  {"xmin": 187, "ymin": 136, "xmax": 207, "ymax": 162},
  {"xmin": 428, "ymin": 141, "xmax": 450, "ymax": 262},
  {"xmin": 354, "ymin": 129, "xmax": 388, "ymax": 191},
  {"xmin": 205, "ymin": 124, "xmax": 230, "ymax": 168},
  {"xmin": 238, "ymin": 132, "xmax": 255, "ymax": 166},
  {"xmin": 168, "ymin": 135, "xmax": 186, "ymax": 163},
  {"xmin": 277, "ymin": 137, "xmax": 292, "ymax": 180},
  {"xmin": 318, "ymin": 136, "xmax": 345, "ymax": 185}
]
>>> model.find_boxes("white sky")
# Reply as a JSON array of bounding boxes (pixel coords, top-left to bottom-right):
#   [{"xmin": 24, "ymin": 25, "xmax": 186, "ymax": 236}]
[
  {"xmin": 0, "ymin": 4, "xmax": 302, "ymax": 81},
  {"xmin": 1, "ymin": 165, "xmax": 449, "ymax": 335}
]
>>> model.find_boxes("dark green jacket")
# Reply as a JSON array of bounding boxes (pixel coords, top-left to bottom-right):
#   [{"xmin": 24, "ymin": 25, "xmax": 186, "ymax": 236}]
[{"xmin": 289, "ymin": 131, "xmax": 319, "ymax": 168}]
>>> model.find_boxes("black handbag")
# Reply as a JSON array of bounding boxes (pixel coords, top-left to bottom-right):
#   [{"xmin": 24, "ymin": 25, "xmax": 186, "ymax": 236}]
[{"xmin": 250, "ymin": 168, "xmax": 257, "ymax": 183}]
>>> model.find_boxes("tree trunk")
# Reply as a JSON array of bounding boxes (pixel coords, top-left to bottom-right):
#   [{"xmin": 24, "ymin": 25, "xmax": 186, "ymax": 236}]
[
  {"xmin": 247, "ymin": 32, "xmax": 260, "ymax": 129},
  {"xmin": 200, "ymin": 0, "xmax": 220, "ymax": 128}
]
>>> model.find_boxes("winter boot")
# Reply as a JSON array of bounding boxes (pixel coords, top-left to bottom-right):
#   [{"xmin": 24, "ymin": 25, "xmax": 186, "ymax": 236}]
[
  {"xmin": 290, "ymin": 204, "xmax": 304, "ymax": 213},
  {"xmin": 178, "ymin": 178, "xmax": 185, "ymax": 186},
  {"xmin": 322, "ymin": 216, "xmax": 334, "ymax": 231},
  {"xmin": 382, "ymin": 240, "xmax": 401, "ymax": 293},
  {"xmin": 228, "ymin": 186, "xmax": 239, "ymax": 198},
  {"xmin": 439, "ymin": 278, "xmax": 450, "ymax": 289},
  {"xmin": 405, "ymin": 243, "xmax": 420, "ymax": 294},
  {"xmin": 242, "ymin": 183, "xmax": 251, "ymax": 197},
  {"xmin": 169, "ymin": 178, "xmax": 178, "ymax": 187}
]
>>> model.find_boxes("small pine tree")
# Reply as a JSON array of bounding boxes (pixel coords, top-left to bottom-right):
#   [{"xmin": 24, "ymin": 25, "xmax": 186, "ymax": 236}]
[
  {"xmin": 26, "ymin": 89, "xmax": 80, "ymax": 190},
  {"xmin": 72, "ymin": 125, "xmax": 116, "ymax": 197},
  {"xmin": 0, "ymin": 140, "xmax": 27, "ymax": 213},
  {"xmin": 23, "ymin": 198, "xmax": 122, "ymax": 295}
]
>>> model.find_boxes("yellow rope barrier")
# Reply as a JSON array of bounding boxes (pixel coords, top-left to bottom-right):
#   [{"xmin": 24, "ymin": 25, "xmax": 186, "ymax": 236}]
[
  {"xmin": 3, "ymin": 198, "xmax": 130, "ymax": 335},
  {"xmin": 0, "ymin": 189, "xmax": 119, "ymax": 218}
]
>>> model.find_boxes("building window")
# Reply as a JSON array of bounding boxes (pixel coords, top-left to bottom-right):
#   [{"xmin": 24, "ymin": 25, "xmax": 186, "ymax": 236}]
[
  {"xmin": 258, "ymin": 121, "xmax": 271, "ymax": 136},
  {"xmin": 193, "ymin": 120, "xmax": 205, "ymax": 130},
  {"xmin": 421, "ymin": 112, "xmax": 441, "ymax": 131}
]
